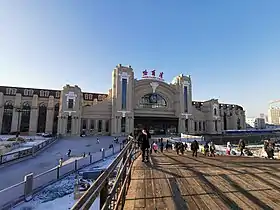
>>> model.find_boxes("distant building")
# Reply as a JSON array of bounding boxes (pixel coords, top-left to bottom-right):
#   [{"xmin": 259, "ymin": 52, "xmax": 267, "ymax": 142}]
[
  {"xmin": 246, "ymin": 117, "xmax": 266, "ymax": 129},
  {"xmin": 268, "ymin": 100, "xmax": 280, "ymax": 125},
  {"xmin": 260, "ymin": 113, "xmax": 268, "ymax": 123}
]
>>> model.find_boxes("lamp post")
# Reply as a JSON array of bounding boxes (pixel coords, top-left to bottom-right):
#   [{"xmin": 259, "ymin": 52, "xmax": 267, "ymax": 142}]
[{"xmin": 15, "ymin": 107, "xmax": 24, "ymax": 137}]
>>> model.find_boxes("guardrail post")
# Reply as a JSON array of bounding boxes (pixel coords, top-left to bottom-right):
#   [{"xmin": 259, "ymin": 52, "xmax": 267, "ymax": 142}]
[
  {"xmin": 24, "ymin": 173, "xmax": 33, "ymax": 202},
  {"xmin": 100, "ymin": 179, "xmax": 109, "ymax": 208},
  {"xmin": 75, "ymin": 159, "xmax": 78, "ymax": 170},
  {"xmin": 101, "ymin": 148, "xmax": 105, "ymax": 160}
]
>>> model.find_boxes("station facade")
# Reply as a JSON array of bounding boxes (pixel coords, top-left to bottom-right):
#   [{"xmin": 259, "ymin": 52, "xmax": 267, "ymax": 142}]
[{"xmin": 0, "ymin": 64, "xmax": 246, "ymax": 136}]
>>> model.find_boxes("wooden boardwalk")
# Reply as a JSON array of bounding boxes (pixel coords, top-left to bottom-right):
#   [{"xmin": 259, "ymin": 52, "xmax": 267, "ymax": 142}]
[{"xmin": 124, "ymin": 151, "xmax": 280, "ymax": 210}]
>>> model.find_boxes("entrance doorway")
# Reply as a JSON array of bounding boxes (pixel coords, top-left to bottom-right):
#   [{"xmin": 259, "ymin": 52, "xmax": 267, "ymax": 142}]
[{"xmin": 134, "ymin": 117, "xmax": 178, "ymax": 135}]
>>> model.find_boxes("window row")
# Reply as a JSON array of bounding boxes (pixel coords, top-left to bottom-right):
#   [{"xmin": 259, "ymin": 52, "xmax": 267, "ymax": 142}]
[{"xmin": 81, "ymin": 119, "xmax": 109, "ymax": 132}]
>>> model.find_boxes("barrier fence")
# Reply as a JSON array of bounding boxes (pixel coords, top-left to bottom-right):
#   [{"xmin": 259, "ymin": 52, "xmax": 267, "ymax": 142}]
[
  {"xmin": 0, "ymin": 143, "xmax": 125, "ymax": 210},
  {"xmin": 71, "ymin": 139, "xmax": 140, "ymax": 210},
  {"xmin": 0, "ymin": 137, "xmax": 58, "ymax": 165}
]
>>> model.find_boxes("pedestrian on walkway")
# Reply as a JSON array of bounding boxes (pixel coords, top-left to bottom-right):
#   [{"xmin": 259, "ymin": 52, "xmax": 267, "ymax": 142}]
[
  {"xmin": 238, "ymin": 139, "xmax": 245, "ymax": 156},
  {"xmin": 67, "ymin": 149, "xmax": 72, "ymax": 157},
  {"xmin": 191, "ymin": 140, "xmax": 199, "ymax": 157},
  {"xmin": 137, "ymin": 128, "xmax": 151, "ymax": 162}
]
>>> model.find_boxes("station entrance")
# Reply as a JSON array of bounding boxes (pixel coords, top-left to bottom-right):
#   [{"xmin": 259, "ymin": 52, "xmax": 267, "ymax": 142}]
[{"xmin": 134, "ymin": 116, "xmax": 178, "ymax": 135}]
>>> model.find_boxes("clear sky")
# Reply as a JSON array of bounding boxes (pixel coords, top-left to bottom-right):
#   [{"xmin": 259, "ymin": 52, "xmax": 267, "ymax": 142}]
[{"xmin": 1, "ymin": 0, "xmax": 280, "ymax": 117}]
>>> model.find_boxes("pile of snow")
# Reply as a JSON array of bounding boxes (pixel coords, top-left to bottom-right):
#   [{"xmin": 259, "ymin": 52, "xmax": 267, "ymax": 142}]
[{"xmin": 13, "ymin": 154, "xmax": 118, "ymax": 209}]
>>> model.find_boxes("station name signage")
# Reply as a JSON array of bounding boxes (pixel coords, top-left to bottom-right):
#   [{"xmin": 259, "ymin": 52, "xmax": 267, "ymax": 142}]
[
  {"xmin": 83, "ymin": 93, "xmax": 108, "ymax": 101},
  {"xmin": 0, "ymin": 86, "xmax": 61, "ymax": 98},
  {"xmin": 142, "ymin": 70, "xmax": 164, "ymax": 81}
]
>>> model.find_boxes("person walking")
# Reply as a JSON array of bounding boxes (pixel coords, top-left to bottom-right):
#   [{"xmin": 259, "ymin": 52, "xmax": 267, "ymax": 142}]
[
  {"xmin": 191, "ymin": 140, "xmax": 199, "ymax": 157},
  {"xmin": 238, "ymin": 139, "xmax": 245, "ymax": 156},
  {"xmin": 137, "ymin": 128, "xmax": 151, "ymax": 162}
]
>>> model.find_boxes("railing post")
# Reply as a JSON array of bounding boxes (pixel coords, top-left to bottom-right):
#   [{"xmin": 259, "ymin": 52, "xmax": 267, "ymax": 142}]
[
  {"xmin": 100, "ymin": 179, "xmax": 109, "ymax": 209},
  {"xmin": 24, "ymin": 173, "xmax": 33, "ymax": 202},
  {"xmin": 121, "ymin": 150, "xmax": 128, "ymax": 207},
  {"xmin": 75, "ymin": 159, "xmax": 78, "ymax": 170}
]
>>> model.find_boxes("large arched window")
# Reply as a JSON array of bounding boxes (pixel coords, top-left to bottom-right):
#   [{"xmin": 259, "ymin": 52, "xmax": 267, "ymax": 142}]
[
  {"xmin": 20, "ymin": 102, "xmax": 31, "ymax": 132},
  {"xmin": 139, "ymin": 93, "xmax": 167, "ymax": 108},
  {"xmin": 37, "ymin": 103, "xmax": 47, "ymax": 133},
  {"xmin": 1, "ymin": 101, "xmax": 13, "ymax": 134},
  {"xmin": 52, "ymin": 103, "xmax": 59, "ymax": 134}
]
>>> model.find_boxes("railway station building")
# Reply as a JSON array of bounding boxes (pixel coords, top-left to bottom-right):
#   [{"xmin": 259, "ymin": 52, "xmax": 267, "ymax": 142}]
[{"xmin": 0, "ymin": 64, "xmax": 246, "ymax": 136}]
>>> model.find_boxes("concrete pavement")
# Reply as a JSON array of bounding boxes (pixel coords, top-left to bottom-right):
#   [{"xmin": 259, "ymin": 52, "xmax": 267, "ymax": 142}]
[{"xmin": 0, "ymin": 136, "xmax": 122, "ymax": 190}]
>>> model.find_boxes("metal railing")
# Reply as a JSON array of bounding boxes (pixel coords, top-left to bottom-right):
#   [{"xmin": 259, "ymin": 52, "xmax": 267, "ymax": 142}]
[
  {"xmin": 0, "ymin": 137, "xmax": 58, "ymax": 165},
  {"xmin": 71, "ymin": 138, "xmax": 139, "ymax": 210}
]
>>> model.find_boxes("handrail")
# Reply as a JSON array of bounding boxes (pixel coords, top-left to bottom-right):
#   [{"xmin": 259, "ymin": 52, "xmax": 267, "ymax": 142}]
[{"xmin": 71, "ymin": 138, "xmax": 139, "ymax": 210}]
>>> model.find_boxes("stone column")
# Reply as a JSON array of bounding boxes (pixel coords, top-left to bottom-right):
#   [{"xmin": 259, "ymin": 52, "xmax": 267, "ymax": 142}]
[
  {"xmin": 71, "ymin": 117, "xmax": 76, "ymax": 135},
  {"xmin": 11, "ymin": 93, "xmax": 22, "ymax": 133},
  {"xmin": 111, "ymin": 117, "xmax": 116, "ymax": 135},
  {"xmin": 29, "ymin": 95, "xmax": 39, "ymax": 135},
  {"xmin": 45, "ymin": 108, "xmax": 54, "ymax": 133},
  {"xmin": 95, "ymin": 119, "xmax": 98, "ymax": 133},
  {"xmin": 102, "ymin": 120, "xmax": 106, "ymax": 133},
  {"xmin": 0, "ymin": 92, "xmax": 4, "ymax": 134},
  {"xmin": 178, "ymin": 118, "xmax": 185, "ymax": 134},
  {"xmin": 87, "ymin": 119, "xmax": 90, "ymax": 130}
]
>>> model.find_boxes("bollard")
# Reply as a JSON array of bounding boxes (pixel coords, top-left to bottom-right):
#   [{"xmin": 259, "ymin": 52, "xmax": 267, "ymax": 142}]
[
  {"xmin": 24, "ymin": 173, "xmax": 34, "ymax": 202},
  {"xmin": 56, "ymin": 166, "xmax": 60, "ymax": 179},
  {"xmin": 101, "ymin": 148, "xmax": 105, "ymax": 160},
  {"xmin": 75, "ymin": 159, "xmax": 78, "ymax": 170},
  {"xmin": 90, "ymin": 154, "xmax": 93, "ymax": 164}
]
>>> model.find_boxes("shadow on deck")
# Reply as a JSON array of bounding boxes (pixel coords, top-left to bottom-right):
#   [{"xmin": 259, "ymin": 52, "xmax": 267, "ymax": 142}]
[{"xmin": 124, "ymin": 151, "xmax": 280, "ymax": 210}]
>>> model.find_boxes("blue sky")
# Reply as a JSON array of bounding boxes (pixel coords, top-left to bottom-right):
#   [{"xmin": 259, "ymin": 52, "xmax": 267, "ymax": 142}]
[{"xmin": 1, "ymin": 0, "xmax": 280, "ymax": 117}]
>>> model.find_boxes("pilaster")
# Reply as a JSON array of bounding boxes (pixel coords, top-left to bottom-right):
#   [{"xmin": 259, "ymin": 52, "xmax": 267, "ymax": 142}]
[
  {"xmin": 0, "ymin": 92, "xmax": 4, "ymax": 133},
  {"xmin": 29, "ymin": 95, "xmax": 39, "ymax": 135},
  {"xmin": 11, "ymin": 93, "xmax": 22, "ymax": 133},
  {"xmin": 45, "ymin": 96, "xmax": 55, "ymax": 133}
]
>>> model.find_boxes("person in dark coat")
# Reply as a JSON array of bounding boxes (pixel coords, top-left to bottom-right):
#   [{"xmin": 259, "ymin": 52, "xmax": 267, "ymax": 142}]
[
  {"xmin": 191, "ymin": 140, "xmax": 199, "ymax": 157},
  {"xmin": 137, "ymin": 128, "xmax": 151, "ymax": 162}
]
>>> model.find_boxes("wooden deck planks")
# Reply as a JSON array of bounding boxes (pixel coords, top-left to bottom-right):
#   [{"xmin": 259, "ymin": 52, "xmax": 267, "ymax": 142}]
[{"xmin": 123, "ymin": 151, "xmax": 280, "ymax": 210}]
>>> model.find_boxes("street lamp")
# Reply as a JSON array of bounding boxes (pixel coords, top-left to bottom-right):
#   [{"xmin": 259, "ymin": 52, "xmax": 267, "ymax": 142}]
[{"xmin": 15, "ymin": 107, "xmax": 24, "ymax": 137}]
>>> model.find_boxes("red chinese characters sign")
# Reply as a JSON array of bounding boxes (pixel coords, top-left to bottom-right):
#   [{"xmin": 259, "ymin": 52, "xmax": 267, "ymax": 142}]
[{"xmin": 142, "ymin": 70, "xmax": 164, "ymax": 81}]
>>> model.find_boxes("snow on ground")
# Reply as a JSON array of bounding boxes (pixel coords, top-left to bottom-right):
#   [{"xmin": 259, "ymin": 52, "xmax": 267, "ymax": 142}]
[
  {"xmin": 13, "ymin": 154, "xmax": 118, "ymax": 210},
  {"xmin": 0, "ymin": 136, "xmax": 121, "ymax": 190}
]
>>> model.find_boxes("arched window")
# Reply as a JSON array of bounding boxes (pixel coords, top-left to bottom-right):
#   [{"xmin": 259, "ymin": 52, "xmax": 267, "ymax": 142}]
[
  {"xmin": 20, "ymin": 102, "xmax": 31, "ymax": 132},
  {"xmin": 139, "ymin": 93, "xmax": 167, "ymax": 108},
  {"xmin": 52, "ymin": 103, "xmax": 59, "ymax": 134},
  {"xmin": 1, "ymin": 101, "xmax": 13, "ymax": 134},
  {"xmin": 213, "ymin": 108, "xmax": 217, "ymax": 116},
  {"xmin": 37, "ymin": 103, "xmax": 47, "ymax": 133}
]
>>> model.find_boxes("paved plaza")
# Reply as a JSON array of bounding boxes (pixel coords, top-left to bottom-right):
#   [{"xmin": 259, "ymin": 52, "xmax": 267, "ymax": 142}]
[{"xmin": 0, "ymin": 136, "xmax": 120, "ymax": 190}]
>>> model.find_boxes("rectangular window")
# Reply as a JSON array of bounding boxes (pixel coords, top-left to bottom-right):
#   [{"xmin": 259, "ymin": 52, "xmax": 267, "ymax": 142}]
[
  {"xmin": 105, "ymin": 120, "xmax": 109, "ymax": 132},
  {"xmin": 214, "ymin": 121, "xmax": 218, "ymax": 131},
  {"xmin": 121, "ymin": 117, "xmax": 126, "ymax": 133},
  {"xmin": 82, "ymin": 119, "xmax": 87, "ymax": 129},
  {"xmin": 194, "ymin": 121, "xmax": 197, "ymax": 131},
  {"xmin": 185, "ymin": 119, "xmax": 188, "ymax": 132},
  {"xmin": 67, "ymin": 116, "xmax": 72, "ymax": 133},
  {"xmin": 199, "ymin": 121, "xmax": 201, "ymax": 131},
  {"xmin": 98, "ymin": 120, "xmax": 102, "ymax": 132},
  {"xmin": 184, "ymin": 86, "xmax": 188, "ymax": 112},
  {"xmin": 90, "ymin": 120, "xmax": 95, "ymax": 130},
  {"xmin": 68, "ymin": 99, "xmax": 74, "ymax": 109},
  {"xmin": 121, "ymin": 79, "xmax": 127, "ymax": 109}
]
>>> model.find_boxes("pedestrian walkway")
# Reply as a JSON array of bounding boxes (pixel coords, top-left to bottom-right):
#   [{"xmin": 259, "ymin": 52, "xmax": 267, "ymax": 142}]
[{"xmin": 124, "ymin": 151, "xmax": 280, "ymax": 210}]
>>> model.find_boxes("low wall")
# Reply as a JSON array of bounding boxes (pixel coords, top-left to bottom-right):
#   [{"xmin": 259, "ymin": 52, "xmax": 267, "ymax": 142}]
[
  {"xmin": 0, "ymin": 143, "xmax": 124, "ymax": 209},
  {"xmin": 0, "ymin": 137, "xmax": 58, "ymax": 166}
]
